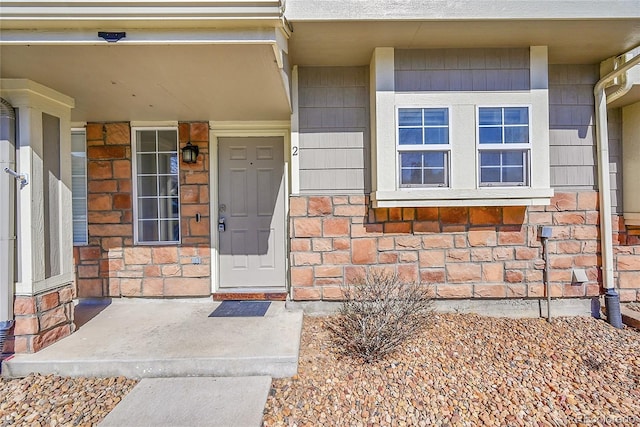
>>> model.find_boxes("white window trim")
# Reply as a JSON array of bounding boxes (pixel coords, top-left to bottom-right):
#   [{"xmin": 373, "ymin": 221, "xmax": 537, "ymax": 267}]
[
  {"xmin": 131, "ymin": 126, "xmax": 181, "ymax": 245},
  {"xmin": 475, "ymin": 105, "xmax": 532, "ymax": 188},
  {"xmin": 71, "ymin": 127, "xmax": 88, "ymax": 245},
  {"xmin": 396, "ymin": 106, "xmax": 451, "ymax": 189},
  {"xmin": 370, "ymin": 46, "xmax": 553, "ymax": 208}
]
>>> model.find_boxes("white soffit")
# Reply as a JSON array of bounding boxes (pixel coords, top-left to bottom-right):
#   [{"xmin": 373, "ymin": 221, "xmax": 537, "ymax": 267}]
[
  {"xmin": 287, "ymin": 20, "xmax": 640, "ymax": 66},
  {"xmin": 0, "ymin": 44, "xmax": 291, "ymax": 122}
]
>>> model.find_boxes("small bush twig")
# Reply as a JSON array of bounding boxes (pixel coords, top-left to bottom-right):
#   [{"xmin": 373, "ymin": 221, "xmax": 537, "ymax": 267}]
[{"xmin": 325, "ymin": 270, "xmax": 433, "ymax": 363}]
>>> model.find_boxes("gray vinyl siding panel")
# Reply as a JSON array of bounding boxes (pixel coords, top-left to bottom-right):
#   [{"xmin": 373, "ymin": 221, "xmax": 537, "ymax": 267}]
[
  {"xmin": 548, "ymin": 64, "xmax": 622, "ymax": 212},
  {"xmin": 298, "ymin": 66, "xmax": 370, "ymax": 194},
  {"xmin": 548, "ymin": 65, "xmax": 598, "ymax": 192},
  {"xmin": 395, "ymin": 48, "xmax": 530, "ymax": 91}
]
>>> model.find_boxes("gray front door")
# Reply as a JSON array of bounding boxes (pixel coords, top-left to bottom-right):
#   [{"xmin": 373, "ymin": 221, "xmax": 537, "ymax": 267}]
[{"xmin": 218, "ymin": 137, "xmax": 286, "ymax": 289}]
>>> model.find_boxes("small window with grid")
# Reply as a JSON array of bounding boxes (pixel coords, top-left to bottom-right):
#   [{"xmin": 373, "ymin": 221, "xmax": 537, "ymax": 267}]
[
  {"xmin": 132, "ymin": 128, "xmax": 180, "ymax": 244},
  {"xmin": 477, "ymin": 106, "xmax": 530, "ymax": 187},
  {"xmin": 397, "ymin": 107, "xmax": 450, "ymax": 188}
]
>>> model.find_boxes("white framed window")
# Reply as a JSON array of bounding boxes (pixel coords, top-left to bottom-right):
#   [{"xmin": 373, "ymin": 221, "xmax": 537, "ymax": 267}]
[
  {"xmin": 477, "ymin": 106, "xmax": 531, "ymax": 187},
  {"xmin": 71, "ymin": 129, "xmax": 88, "ymax": 245},
  {"xmin": 132, "ymin": 127, "xmax": 180, "ymax": 244},
  {"xmin": 397, "ymin": 107, "xmax": 450, "ymax": 187}
]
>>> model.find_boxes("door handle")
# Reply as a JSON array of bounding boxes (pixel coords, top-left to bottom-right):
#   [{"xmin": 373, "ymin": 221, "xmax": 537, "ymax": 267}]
[{"xmin": 218, "ymin": 216, "xmax": 226, "ymax": 232}]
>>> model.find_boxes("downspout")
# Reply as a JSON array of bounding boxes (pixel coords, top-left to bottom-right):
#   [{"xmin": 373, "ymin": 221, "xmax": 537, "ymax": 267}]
[
  {"xmin": 0, "ymin": 98, "xmax": 16, "ymax": 352},
  {"xmin": 594, "ymin": 48, "xmax": 640, "ymax": 328}
]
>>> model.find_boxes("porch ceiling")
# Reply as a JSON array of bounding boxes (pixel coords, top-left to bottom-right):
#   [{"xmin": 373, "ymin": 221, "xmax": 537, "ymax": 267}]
[
  {"xmin": 0, "ymin": 43, "xmax": 291, "ymax": 122},
  {"xmin": 288, "ymin": 20, "xmax": 640, "ymax": 66}
]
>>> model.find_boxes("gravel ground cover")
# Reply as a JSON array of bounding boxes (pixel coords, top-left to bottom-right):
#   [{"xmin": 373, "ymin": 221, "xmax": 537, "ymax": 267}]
[
  {"xmin": 628, "ymin": 302, "xmax": 640, "ymax": 313},
  {"xmin": 263, "ymin": 314, "xmax": 640, "ymax": 426},
  {"xmin": 0, "ymin": 374, "xmax": 138, "ymax": 426}
]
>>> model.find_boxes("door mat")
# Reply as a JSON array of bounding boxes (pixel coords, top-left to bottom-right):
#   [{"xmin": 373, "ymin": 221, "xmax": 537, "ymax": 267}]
[{"xmin": 209, "ymin": 300, "xmax": 271, "ymax": 317}]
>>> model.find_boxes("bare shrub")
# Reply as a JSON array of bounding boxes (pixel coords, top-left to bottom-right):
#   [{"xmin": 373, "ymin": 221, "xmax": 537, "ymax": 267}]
[{"xmin": 325, "ymin": 270, "xmax": 433, "ymax": 363}]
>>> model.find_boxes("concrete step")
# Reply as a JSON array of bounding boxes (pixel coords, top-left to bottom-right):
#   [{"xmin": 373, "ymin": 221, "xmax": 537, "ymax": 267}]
[{"xmin": 3, "ymin": 299, "xmax": 302, "ymax": 379}]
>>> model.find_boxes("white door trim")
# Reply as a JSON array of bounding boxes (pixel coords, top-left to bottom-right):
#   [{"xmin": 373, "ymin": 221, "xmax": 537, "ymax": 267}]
[{"xmin": 209, "ymin": 121, "xmax": 291, "ymax": 294}]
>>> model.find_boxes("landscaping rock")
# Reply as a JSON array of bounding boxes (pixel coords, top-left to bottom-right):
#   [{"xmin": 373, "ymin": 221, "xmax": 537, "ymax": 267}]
[
  {"xmin": 0, "ymin": 374, "xmax": 138, "ymax": 426},
  {"xmin": 264, "ymin": 314, "xmax": 640, "ymax": 426}
]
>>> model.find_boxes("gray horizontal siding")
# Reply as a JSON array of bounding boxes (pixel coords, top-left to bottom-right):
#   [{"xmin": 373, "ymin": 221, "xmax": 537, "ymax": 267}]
[
  {"xmin": 395, "ymin": 48, "xmax": 530, "ymax": 91},
  {"xmin": 548, "ymin": 64, "xmax": 621, "ymax": 212},
  {"xmin": 298, "ymin": 66, "xmax": 370, "ymax": 194}
]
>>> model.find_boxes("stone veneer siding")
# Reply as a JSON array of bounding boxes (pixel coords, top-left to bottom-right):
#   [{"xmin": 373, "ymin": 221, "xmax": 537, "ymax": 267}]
[
  {"xmin": 8, "ymin": 284, "xmax": 75, "ymax": 353},
  {"xmin": 289, "ymin": 192, "xmax": 640, "ymax": 301},
  {"xmin": 74, "ymin": 122, "xmax": 211, "ymax": 298}
]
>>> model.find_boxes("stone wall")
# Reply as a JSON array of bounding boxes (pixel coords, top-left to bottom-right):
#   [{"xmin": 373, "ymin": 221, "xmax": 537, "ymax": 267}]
[
  {"xmin": 9, "ymin": 284, "xmax": 75, "ymax": 353},
  {"xmin": 74, "ymin": 122, "xmax": 211, "ymax": 298},
  {"xmin": 289, "ymin": 192, "xmax": 640, "ymax": 301}
]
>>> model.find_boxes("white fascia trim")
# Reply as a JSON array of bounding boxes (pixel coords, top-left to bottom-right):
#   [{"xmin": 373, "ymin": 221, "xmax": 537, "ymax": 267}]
[
  {"xmin": 0, "ymin": 1, "xmax": 283, "ymax": 20},
  {"xmin": 0, "ymin": 27, "xmax": 283, "ymax": 45},
  {"xmin": 210, "ymin": 120, "xmax": 290, "ymax": 132},
  {"xmin": 0, "ymin": 79, "xmax": 75, "ymax": 110},
  {"xmin": 130, "ymin": 120, "xmax": 179, "ymax": 128},
  {"xmin": 284, "ymin": 0, "xmax": 640, "ymax": 21}
]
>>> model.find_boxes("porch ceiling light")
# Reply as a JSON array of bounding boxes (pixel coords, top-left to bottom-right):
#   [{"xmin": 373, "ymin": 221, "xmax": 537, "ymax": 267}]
[
  {"xmin": 98, "ymin": 32, "xmax": 126, "ymax": 43},
  {"xmin": 181, "ymin": 141, "xmax": 199, "ymax": 164}
]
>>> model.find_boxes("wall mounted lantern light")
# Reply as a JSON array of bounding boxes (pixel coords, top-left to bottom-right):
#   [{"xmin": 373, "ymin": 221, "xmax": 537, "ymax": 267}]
[{"xmin": 181, "ymin": 141, "xmax": 199, "ymax": 164}]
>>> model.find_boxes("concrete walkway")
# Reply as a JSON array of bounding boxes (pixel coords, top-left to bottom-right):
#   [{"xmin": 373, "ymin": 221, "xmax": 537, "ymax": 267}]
[
  {"xmin": 99, "ymin": 376, "xmax": 272, "ymax": 427},
  {"xmin": 3, "ymin": 299, "xmax": 303, "ymax": 427}
]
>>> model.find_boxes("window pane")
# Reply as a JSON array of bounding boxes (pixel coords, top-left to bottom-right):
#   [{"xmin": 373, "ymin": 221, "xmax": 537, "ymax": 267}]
[
  {"xmin": 401, "ymin": 152, "xmax": 422, "ymax": 168},
  {"xmin": 159, "ymin": 198, "xmax": 180, "ymax": 219},
  {"xmin": 401, "ymin": 169, "xmax": 422, "ymax": 185},
  {"xmin": 157, "ymin": 153, "xmax": 179, "ymax": 175},
  {"xmin": 480, "ymin": 152, "xmax": 501, "ymax": 166},
  {"xmin": 424, "ymin": 108, "xmax": 448, "ymax": 126},
  {"xmin": 424, "ymin": 152, "xmax": 445, "ymax": 168},
  {"xmin": 71, "ymin": 133, "xmax": 86, "ymax": 152},
  {"xmin": 504, "ymin": 107, "xmax": 528, "ymax": 125},
  {"xmin": 399, "ymin": 128, "xmax": 423, "ymax": 145},
  {"xmin": 72, "ymin": 202, "xmax": 87, "ymax": 217},
  {"xmin": 158, "ymin": 130, "xmax": 177, "ymax": 151},
  {"xmin": 159, "ymin": 197, "xmax": 178, "ymax": 218},
  {"xmin": 137, "ymin": 130, "xmax": 157, "ymax": 152},
  {"xmin": 137, "ymin": 154, "xmax": 157, "ymax": 174},
  {"xmin": 479, "ymin": 108, "xmax": 502, "ymax": 125},
  {"xmin": 138, "ymin": 176, "xmax": 157, "ymax": 196},
  {"xmin": 72, "ymin": 177, "xmax": 87, "ymax": 197},
  {"xmin": 158, "ymin": 176, "xmax": 179, "ymax": 196},
  {"xmin": 503, "ymin": 167, "xmax": 524, "ymax": 183},
  {"xmin": 159, "ymin": 220, "xmax": 180, "ymax": 241},
  {"xmin": 504, "ymin": 126, "xmax": 529, "ymax": 143},
  {"xmin": 71, "ymin": 153, "xmax": 86, "ymax": 175},
  {"xmin": 479, "ymin": 127, "xmax": 502, "ymax": 144},
  {"xmin": 424, "ymin": 169, "xmax": 445, "ymax": 185},
  {"xmin": 399, "ymin": 109, "xmax": 422, "ymax": 126},
  {"xmin": 503, "ymin": 151, "xmax": 525, "ymax": 166},
  {"xmin": 480, "ymin": 167, "xmax": 501, "ymax": 183},
  {"xmin": 424, "ymin": 127, "xmax": 448, "ymax": 144},
  {"xmin": 139, "ymin": 220, "xmax": 159, "ymax": 241},
  {"xmin": 139, "ymin": 198, "xmax": 159, "ymax": 219}
]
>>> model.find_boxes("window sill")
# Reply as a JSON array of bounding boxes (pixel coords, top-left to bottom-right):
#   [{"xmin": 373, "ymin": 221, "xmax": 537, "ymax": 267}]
[{"xmin": 371, "ymin": 188, "xmax": 554, "ymax": 208}]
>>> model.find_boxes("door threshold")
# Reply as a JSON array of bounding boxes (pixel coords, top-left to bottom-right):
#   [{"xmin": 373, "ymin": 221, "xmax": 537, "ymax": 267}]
[{"xmin": 213, "ymin": 289, "xmax": 288, "ymax": 301}]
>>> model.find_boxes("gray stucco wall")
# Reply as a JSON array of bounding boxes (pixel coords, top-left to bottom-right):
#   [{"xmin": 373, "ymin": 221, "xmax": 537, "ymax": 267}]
[
  {"xmin": 298, "ymin": 66, "xmax": 370, "ymax": 194},
  {"xmin": 395, "ymin": 48, "xmax": 530, "ymax": 91}
]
